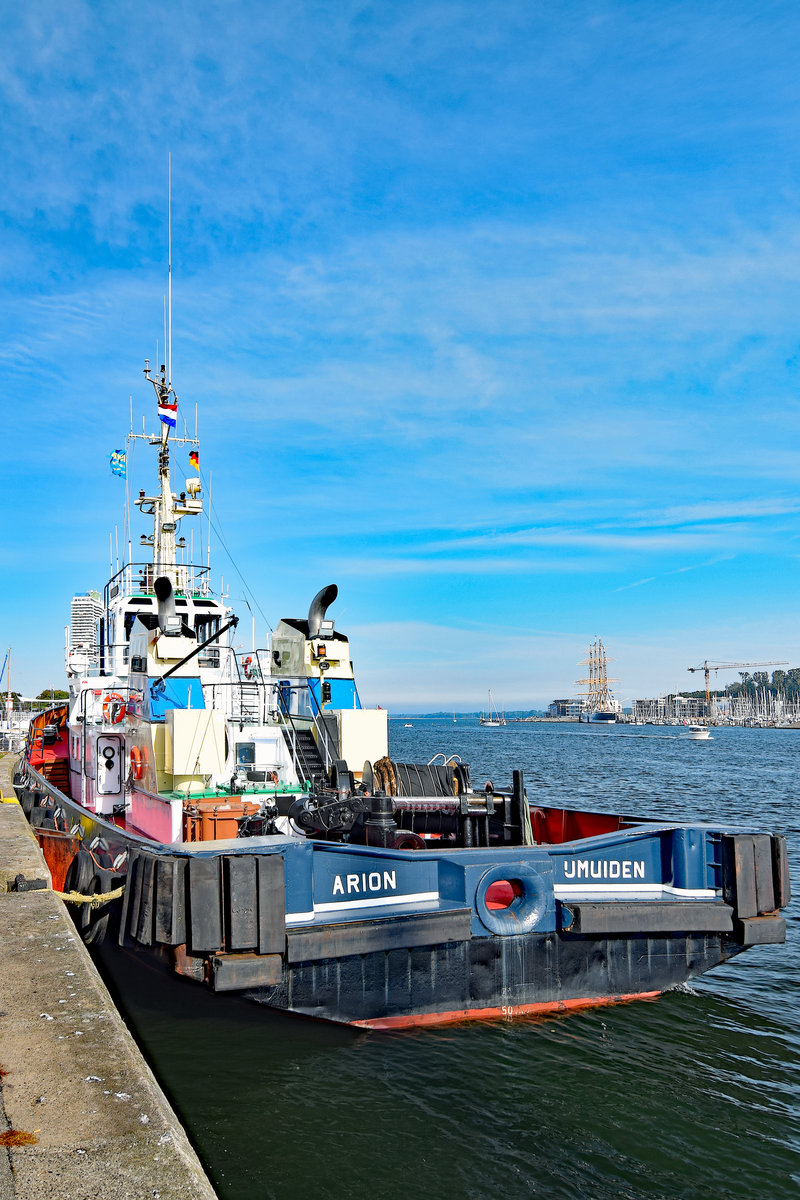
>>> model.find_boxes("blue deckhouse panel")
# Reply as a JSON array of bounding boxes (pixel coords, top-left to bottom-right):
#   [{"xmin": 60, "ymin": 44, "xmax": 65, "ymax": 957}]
[
  {"xmin": 147, "ymin": 676, "xmax": 205, "ymax": 721},
  {"xmin": 309, "ymin": 677, "xmax": 362, "ymax": 711}
]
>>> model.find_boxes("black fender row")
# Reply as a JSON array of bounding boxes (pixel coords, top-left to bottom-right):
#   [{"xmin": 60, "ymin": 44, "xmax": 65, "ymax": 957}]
[
  {"xmin": 722, "ymin": 832, "xmax": 789, "ymax": 945},
  {"xmin": 120, "ymin": 849, "xmax": 287, "ymax": 957}
]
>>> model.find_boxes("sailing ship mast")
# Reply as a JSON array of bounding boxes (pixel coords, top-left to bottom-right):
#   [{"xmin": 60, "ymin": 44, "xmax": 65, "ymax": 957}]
[{"xmin": 576, "ymin": 638, "xmax": 619, "ymax": 714}]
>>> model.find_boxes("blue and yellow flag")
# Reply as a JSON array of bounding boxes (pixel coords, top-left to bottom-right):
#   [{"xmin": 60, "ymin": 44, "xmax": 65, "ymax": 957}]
[{"xmin": 109, "ymin": 449, "xmax": 126, "ymax": 478}]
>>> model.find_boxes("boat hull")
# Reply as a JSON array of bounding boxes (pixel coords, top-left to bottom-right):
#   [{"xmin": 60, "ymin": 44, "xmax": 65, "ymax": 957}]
[
  {"xmin": 244, "ymin": 927, "xmax": 742, "ymax": 1028},
  {"xmin": 14, "ymin": 757, "xmax": 789, "ymax": 1028}
]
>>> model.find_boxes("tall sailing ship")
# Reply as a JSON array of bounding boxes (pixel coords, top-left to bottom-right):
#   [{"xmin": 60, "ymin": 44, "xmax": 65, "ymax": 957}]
[{"xmin": 577, "ymin": 638, "xmax": 621, "ymax": 724}]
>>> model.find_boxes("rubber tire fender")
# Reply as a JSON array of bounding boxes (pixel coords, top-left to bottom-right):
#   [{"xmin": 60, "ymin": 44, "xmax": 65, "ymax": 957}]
[
  {"xmin": 475, "ymin": 863, "xmax": 548, "ymax": 936},
  {"xmin": 64, "ymin": 849, "xmax": 113, "ymax": 946}
]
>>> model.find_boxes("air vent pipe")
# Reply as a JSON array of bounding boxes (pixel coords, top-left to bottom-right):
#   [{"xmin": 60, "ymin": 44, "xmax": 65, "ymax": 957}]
[{"xmin": 308, "ymin": 584, "xmax": 338, "ymax": 638}]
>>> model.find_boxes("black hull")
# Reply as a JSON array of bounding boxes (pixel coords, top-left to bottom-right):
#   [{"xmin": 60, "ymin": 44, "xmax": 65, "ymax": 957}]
[{"xmin": 246, "ymin": 929, "xmax": 741, "ymax": 1028}]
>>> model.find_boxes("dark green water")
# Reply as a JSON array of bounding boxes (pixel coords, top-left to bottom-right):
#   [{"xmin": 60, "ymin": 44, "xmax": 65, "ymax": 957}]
[{"xmin": 98, "ymin": 723, "xmax": 800, "ymax": 1199}]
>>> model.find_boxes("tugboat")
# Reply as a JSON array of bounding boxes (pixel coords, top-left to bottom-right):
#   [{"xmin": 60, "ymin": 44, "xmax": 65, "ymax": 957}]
[{"xmin": 13, "ymin": 317, "xmax": 790, "ymax": 1029}]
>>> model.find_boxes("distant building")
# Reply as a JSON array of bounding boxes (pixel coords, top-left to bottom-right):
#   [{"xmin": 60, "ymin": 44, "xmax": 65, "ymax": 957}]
[
  {"xmin": 632, "ymin": 694, "xmax": 708, "ymax": 722},
  {"xmin": 548, "ymin": 698, "xmax": 584, "ymax": 718}
]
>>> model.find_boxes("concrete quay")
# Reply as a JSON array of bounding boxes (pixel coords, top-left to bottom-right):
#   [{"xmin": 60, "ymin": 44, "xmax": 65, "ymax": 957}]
[{"xmin": 0, "ymin": 756, "xmax": 218, "ymax": 1200}]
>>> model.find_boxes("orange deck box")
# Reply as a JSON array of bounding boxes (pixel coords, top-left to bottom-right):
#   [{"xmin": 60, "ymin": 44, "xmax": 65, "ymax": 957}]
[{"xmin": 183, "ymin": 800, "xmax": 260, "ymax": 842}]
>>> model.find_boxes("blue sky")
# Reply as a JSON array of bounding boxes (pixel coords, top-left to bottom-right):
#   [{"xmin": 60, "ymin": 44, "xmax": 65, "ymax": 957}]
[{"xmin": 2, "ymin": 1, "xmax": 800, "ymax": 709}]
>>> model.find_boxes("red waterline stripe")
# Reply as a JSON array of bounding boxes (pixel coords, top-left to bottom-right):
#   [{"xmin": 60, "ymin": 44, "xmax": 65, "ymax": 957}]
[{"xmin": 351, "ymin": 990, "xmax": 662, "ymax": 1030}]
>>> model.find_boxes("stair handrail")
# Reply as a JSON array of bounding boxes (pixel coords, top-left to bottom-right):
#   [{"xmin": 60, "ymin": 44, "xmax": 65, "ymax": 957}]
[
  {"xmin": 253, "ymin": 649, "xmax": 272, "ymax": 722},
  {"xmin": 304, "ymin": 683, "xmax": 341, "ymax": 774},
  {"xmin": 275, "ymin": 686, "xmax": 319, "ymax": 786}
]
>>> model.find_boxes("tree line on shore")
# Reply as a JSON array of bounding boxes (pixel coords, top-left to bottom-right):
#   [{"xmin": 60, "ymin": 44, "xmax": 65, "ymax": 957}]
[{"xmin": 6, "ymin": 689, "xmax": 69, "ymax": 710}]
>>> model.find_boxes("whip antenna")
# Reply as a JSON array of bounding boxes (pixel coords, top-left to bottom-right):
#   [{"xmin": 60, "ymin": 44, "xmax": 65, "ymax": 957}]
[{"xmin": 168, "ymin": 152, "xmax": 172, "ymax": 387}]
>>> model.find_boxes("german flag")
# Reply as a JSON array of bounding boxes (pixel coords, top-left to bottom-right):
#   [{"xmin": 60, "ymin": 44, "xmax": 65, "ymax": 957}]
[{"xmin": 189, "ymin": 450, "xmax": 199, "ymax": 471}]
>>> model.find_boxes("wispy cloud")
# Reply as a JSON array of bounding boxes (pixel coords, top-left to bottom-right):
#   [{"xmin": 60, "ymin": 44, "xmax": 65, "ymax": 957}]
[
  {"xmin": 633, "ymin": 499, "xmax": 800, "ymax": 527},
  {"xmin": 614, "ymin": 577, "xmax": 656, "ymax": 593}
]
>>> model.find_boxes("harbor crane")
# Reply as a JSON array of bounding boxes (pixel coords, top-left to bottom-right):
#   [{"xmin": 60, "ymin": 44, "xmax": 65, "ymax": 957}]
[{"xmin": 687, "ymin": 660, "xmax": 788, "ymax": 705}]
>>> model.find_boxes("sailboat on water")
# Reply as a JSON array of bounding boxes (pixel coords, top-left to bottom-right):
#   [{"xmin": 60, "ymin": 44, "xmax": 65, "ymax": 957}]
[{"xmin": 480, "ymin": 690, "xmax": 506, "ymax": 727}]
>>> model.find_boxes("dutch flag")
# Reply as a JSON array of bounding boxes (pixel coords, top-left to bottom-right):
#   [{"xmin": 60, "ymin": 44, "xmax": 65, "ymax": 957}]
[{"xmin": 158, "ymin": 400, "xmax": 178, "ymax": 428}]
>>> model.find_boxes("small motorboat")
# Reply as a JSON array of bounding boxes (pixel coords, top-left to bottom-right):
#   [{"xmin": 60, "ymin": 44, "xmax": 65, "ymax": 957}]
[{"xmin": 684, "ymin": 724, "xmax": 711, "ymax": 741}]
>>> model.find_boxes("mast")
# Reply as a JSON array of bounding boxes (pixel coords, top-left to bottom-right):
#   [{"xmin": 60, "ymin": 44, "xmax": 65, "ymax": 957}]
[
  {"xmin": 168, "ymin": 152, "xmax": 172, "ymax": 388},
  {"xmin": 142, "ymin": 360, "xmax": 179, "ymax": 582},
  {"xmin": 134, "ymin": 164, "xmax": 203, "ymax": 593}
]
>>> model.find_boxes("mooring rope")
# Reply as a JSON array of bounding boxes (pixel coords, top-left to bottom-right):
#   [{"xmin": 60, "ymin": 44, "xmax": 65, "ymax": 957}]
[{"xmin": 54, "ymin": 885, "xmax": 126, "ymax": 909}]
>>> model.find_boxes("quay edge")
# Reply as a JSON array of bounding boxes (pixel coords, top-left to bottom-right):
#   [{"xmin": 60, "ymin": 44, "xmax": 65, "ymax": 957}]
[{"xmin": 0, "ymin": 755, "xmax": 218, "ymax": 1200}]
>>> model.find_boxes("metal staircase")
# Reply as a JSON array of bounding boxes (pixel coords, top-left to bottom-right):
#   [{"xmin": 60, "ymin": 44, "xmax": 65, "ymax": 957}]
[{"xmin": 282, "ymin": 726, "xmax": 326, "ymax": 787}]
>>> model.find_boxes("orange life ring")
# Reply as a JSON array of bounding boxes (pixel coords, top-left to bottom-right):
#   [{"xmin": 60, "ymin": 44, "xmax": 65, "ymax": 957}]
[
  {"xmin": 243, "ymin": 656, "xmax": 254, "ymax": 679},
  {"xmin": 102, "ymin": 693, "xmax": 126, "ymax": 724},
  {"xmin": 130, "ymin": 745, "xmax": 145, "ymax": 780}
]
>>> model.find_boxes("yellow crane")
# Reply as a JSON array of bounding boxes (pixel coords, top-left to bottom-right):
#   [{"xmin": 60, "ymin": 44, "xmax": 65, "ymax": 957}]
[{"xmin": 687, "ymin": 660, "xmax": 788, "ymax": 705}]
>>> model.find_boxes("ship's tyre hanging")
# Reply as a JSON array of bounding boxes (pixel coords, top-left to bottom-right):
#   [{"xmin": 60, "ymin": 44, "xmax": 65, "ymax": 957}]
[
  {"xmin": 81, "ymin": 871, "xmax": 114, "ymax": 946},
  {"xmin": 64, "ymin": 847, "xmax": 93, "ymax": 899},
  {"xmin": 64, "ymin": 849, "xmax": 115, "ymax": 946},
  {"xmin": 30, "ymin": 804, "xmax": 55, "ymax": 830},
  {"xmin": 475, "ymin": 864, "xmax": 547, "ymax": 936}
]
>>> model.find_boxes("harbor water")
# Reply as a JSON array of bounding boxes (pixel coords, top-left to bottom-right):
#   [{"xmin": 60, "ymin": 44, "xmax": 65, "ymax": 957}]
[{"xmin": 96, "ymin": 722, "xmax": 800, "ymax": 1199}]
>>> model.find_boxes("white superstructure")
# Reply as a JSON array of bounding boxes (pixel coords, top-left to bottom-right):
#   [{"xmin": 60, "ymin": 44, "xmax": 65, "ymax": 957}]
[{"xmin": 60, "ymin": 355, "xmax": 386, "ymax": 837}]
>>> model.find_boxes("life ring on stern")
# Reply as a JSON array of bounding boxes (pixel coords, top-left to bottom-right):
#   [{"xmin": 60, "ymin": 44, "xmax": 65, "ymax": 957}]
[
  {"xmin": 475, "ymin": 864, "xmax": 547, "ymax": 936},
  {"xmin": 243, "ymin": 656, "xmax": 254, "ymax": 679},
  {"xmin": 129, "ymin": 745, "xmax": 145, "ymax": 780},
  {"xmin": 102, "ymin": 693, "xmax": 126, "ymax": 724}
]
